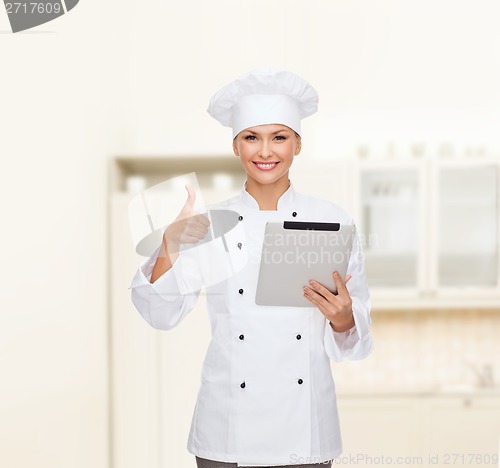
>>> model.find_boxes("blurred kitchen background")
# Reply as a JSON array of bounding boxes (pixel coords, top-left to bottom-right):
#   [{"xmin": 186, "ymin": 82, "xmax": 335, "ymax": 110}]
[{"xmin": 1, "ymin": 1, "xmax": 500, "ymax": 468}]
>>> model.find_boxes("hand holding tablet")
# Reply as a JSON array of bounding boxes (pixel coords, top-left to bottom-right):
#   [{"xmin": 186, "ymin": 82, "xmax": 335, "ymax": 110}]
[{"xmin": 303, "ymin": 271, "xmax": 356, "ymax": 333}]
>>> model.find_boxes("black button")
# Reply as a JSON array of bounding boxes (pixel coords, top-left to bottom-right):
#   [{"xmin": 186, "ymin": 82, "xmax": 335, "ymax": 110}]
[
  {"xmin": 292, "ymin": 212, "xmax": 297, "ymax": 217},
  {"xmin": 298, "ymin": 379, "xmax": 303, "ymax": 385},
  {"xmin": 238, "ymin": 288, "xmax": 244, "ymax": 294},
  {"xmin": 296, "ymin": 334, "xmax": 302, "ymax": 340},
  {"xmin": 238, "ymin": 215, "xmax": 243, "ymax": 221},
  {"xmin": 237, "ymin": 242, "xmax": 242, "ymax": 249},
  {"xmin": 239, "ymin": 334, "xmax": 244, "ymax": 340},
  {"xmin": 240, "ymin": 382, "xmax": 246, "ymax": 388}
]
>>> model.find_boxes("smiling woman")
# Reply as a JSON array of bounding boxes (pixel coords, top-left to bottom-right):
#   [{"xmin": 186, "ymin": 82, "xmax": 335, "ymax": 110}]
[
  {"xmin": 232, "ymin": 124, "xmax": 302, "ymax": 210},
  {"xmin": 129, "ymin": 67, "xmax": 373, "ymax": 468}
]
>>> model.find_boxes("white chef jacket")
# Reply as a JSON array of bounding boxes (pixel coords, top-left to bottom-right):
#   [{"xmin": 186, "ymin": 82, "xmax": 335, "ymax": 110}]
[{"xmin": 129, "ymin": 179, "xmax": 373, "ymax": 467}]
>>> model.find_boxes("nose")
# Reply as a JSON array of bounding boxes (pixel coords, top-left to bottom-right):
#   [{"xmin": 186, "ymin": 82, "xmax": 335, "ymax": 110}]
[{"xmin": 258, "ymin": 140, "xmax": 273, "ymax": 159}]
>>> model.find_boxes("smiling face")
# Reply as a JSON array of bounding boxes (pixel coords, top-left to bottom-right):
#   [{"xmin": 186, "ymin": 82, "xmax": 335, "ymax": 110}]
[{"xmin": 232, "ymin": 124, "xmax": 302, "ymax": 190}]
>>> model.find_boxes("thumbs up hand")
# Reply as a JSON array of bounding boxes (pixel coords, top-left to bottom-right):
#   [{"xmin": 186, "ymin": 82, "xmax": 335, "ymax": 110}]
[{"xmin": 162, "ymin": 185, "xmax": 211, "ymax": 254}]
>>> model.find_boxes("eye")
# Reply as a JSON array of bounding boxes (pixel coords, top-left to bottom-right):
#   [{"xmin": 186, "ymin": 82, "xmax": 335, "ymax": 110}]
[
  {"xmin": 275, "ymin": 135, "xmax": 287, "ymax": 140},
  {"xmin": 244, "ymin": 135, "xmax": 256, "ymax": 140}
]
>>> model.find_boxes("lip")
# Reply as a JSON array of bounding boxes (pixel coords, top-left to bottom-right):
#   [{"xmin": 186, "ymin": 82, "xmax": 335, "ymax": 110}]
[{"xmin": 253, "ymin": 161, "xmax": 280, "ymax": 171}]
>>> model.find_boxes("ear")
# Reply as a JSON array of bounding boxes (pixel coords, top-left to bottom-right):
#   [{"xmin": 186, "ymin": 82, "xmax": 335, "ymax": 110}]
[
  {"xmin": 294, "ymin": 137, "xmax": 302, "ymax": 155},
  {"xmin": 232, "ymin": 139, "xmax": 239, "ymax": 157}
]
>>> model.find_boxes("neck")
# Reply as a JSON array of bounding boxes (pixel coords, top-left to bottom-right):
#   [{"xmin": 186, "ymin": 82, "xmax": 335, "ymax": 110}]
[{"xmin": 245, "ymin": 177, "xmax": 291, "ymax": 211}]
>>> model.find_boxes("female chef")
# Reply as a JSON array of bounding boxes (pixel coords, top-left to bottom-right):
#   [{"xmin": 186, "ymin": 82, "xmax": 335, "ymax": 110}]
[{"xmin": 129, "ymin": 68, "xmax": 373, "ymax": 468}]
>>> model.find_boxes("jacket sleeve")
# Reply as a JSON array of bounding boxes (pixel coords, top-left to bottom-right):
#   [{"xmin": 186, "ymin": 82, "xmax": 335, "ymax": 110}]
[
  {"xmin": 128, "ymin": 244, "xmax": 202, "ymax": 330},
  {"xmin": 323, "ymin": 223, "xmax": 374, "ymax": 361}
]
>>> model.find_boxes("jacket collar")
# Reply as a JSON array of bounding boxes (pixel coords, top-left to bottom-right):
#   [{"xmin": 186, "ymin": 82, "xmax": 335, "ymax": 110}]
[{"xmin": 239, "ymin": 179, "xmax": 297, "ymax": 211}]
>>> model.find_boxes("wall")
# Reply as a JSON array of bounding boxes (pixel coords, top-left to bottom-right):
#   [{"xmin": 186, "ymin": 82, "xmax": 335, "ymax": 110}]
[
  {"xmin": 1, "ymin": 1, "xmax": 500, "ymax": 467},
  {"xmin": 334, "ymin": 310, "xmax": 500, "ymax": 393},
  {"xmin": 0, "ymin": 2, "xmax": 111, "ymax": 467}
]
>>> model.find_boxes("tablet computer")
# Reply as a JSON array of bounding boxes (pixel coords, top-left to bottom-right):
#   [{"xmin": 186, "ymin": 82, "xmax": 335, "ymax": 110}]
[{"xmin": 255, "ymin": 221, "xmax": 355, "ymax": 307}]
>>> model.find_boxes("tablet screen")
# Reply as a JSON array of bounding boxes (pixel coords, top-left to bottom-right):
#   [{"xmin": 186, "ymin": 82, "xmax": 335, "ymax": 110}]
[{"xmin": 255, "ymin": 222, "xmax": 354, "ymax": 307}]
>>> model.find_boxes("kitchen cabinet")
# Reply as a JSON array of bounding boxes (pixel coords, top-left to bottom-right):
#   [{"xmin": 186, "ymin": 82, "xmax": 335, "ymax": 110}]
[
  {"xmin": 336, "ymin": 395, "xmax": 422, "ymax": 463},
  {"xmin": 353, "ymin": 160, "xmax": 426, "ymax": 297},
  {"xmin": 423, "ymin": 394, "xmax": 500, "ymax": 464},
  {"xmin": 431, "ymin": 160, "xmax": 499, "ymax": 293},
  {"xmin": 337, "ymin": 392, "xmax": 500, "ymax": 468},
  {"xmin": 353, "ymin": 158, "xmax": 500, "ymax": 309}
]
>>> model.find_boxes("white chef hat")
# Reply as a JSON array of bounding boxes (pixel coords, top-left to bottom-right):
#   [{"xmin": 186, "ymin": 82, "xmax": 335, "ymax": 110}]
[{"xmin": 207, "ymin": 67, "xmax": 319, "ymax": 138}]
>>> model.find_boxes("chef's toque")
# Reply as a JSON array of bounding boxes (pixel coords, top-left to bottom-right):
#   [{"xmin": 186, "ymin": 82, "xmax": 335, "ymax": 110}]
[{"xmin": 207, "ymin": 67, "xmax": 319, "ymax": 138}]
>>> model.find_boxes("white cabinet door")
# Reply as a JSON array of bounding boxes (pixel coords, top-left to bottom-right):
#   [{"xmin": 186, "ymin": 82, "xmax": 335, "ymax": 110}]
[
  {"xmin": 422, "ymin": 395, "xmax": 500, "ymax": 467},
  {"xmin": 337, "ymin": 394, "xmax": 500, "ymax": 468},
  {"xmin": 353, "ymin": 160, "xmax": 428, "ymax": 307},
  {"xmin": 430, "ymin": 160, "xmax": 499, "ymax": 296},
  {"xmin": 336, "ymin": 396, "xmax": 422, "ymax": 466}
]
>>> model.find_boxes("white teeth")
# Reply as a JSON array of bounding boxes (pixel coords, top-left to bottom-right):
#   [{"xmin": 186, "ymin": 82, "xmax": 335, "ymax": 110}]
[{"xmin": 256, "ymin": 163, "xmax": 277, "ymax": 168}]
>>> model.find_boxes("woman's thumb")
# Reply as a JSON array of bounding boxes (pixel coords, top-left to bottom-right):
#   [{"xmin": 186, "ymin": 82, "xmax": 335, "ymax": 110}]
[{"xmin": 183, "ymin": 184, "xmax": 196, "ymax": 211}]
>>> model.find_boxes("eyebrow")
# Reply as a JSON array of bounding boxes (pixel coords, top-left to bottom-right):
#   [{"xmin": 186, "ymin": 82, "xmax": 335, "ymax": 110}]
[{"xmin": 244, "ymin": 129, "xmax": 288, "ymax": 135}]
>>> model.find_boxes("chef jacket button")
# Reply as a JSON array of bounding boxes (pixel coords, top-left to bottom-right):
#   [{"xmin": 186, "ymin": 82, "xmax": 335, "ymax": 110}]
[
  {"xmin": 296, "ymin": 334, "xmax": 302, "ymax": 340},
  {"xmin": 238, "ymin": 288, "xmax": 244, "ymax": 294},
  {"xmin": 240, "ymin": 382, "xmax": 246, "ymax": 389},
  {"xmin": 292, "ymin": 211, "xmax": 297, "ymax": 217},
  {"xmin": 238, "ymin": 215, "xmax": 243, "ymax": 221},
  {"xmin": 298, "ymin": 379, "xmax": 303, "ymax": 385},
  {"xmin": 237, "ymin": 242, "xmax": 242, "ymax": 249},
  {"xmin": 239, "ymin": 334, "xmax": 244, "ymax": 340}
]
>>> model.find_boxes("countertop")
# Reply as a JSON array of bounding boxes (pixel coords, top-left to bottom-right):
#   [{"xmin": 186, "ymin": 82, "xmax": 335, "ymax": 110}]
[{"xmin": 336, "ymin": 385, "xmax": 500, "ymax": 397}]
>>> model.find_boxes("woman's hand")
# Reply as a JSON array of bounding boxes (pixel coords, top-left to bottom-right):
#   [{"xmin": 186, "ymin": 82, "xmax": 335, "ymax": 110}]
[
  {"xmin": 162, "ymin": 184, "xmax": 211, "ymax": 254},
  {"xmin": 151, "ymin": 185, "xmax": 211, "ymax": 283},
  {"xmin": 303, "ymin": 271, "xmax": 355, "ymax": 333}
]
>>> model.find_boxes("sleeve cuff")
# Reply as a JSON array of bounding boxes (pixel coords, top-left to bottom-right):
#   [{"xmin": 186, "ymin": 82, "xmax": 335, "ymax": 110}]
[
  {"xmin": 128, "ymin": 245, "xmax": 187, "ymax": 302},
  {"xmin": 329, "ymin": 321, "xmax": 360, "ymax": 354},
  {"xmin": 323, "ymin": 300, "xmax": 373, "ymax": 361}
]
